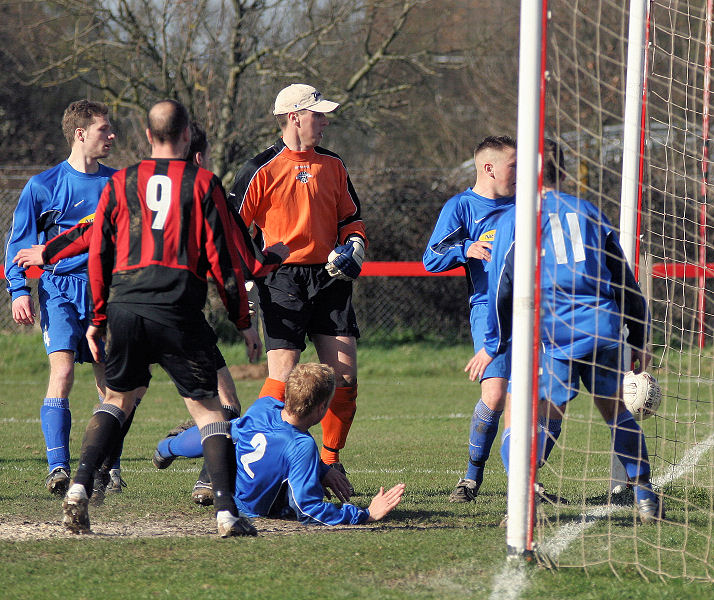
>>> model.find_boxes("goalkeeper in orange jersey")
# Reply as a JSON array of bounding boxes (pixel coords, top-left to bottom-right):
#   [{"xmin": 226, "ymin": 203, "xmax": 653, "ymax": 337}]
[{"xmin": 228, "ymin": 84, "xmax": 367, "ymax": 489}]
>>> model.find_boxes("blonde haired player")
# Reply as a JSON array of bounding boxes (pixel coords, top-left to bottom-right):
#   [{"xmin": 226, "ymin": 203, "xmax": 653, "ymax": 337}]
[{"xmin": 153, "ymin": 363, "xmax": 406, "ymax": 525}]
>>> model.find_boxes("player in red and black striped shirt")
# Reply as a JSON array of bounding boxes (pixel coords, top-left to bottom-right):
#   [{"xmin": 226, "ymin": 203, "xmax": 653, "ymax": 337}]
[
  {"xmin": 62, "ymin": 100, "xmax": 258, "ymax": 538},
  {"xmin": 15, "ymin": 122, "xmax": 289, "ymax": 507}
]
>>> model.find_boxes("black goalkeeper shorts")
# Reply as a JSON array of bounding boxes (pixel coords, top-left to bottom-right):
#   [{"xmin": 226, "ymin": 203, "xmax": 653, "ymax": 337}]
[{"xmin": 257, "ymin": 264, "xmax": 360, "ymax": 352}]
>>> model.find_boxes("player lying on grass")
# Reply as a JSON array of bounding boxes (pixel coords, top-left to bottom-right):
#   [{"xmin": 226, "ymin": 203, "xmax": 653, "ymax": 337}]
[
  {"xmin": 152, "ymin": 362, "xmax": 406, "ymax": 525},
  {"xmin": 466, "ymin": 138, "xmax": 664, "ymax": 524},
  {"xmin": 14, "ymin": 121, "xmax": 289, "ymax": 507}
]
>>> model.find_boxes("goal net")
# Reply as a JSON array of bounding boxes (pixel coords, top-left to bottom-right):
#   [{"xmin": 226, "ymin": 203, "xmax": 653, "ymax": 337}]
[{"xmin": 514, "ymin": 0, "xmax": 714, "ymax": 580}]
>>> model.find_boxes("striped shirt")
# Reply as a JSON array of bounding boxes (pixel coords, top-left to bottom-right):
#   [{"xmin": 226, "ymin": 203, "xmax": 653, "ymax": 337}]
[{"xmin": 88, "ymin": 159, "xmax": 251, "ymax": 329}]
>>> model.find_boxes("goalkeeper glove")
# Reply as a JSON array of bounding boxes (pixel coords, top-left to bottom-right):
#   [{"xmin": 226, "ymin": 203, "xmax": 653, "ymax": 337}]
[{"xmin": 326, "ymin": 235, "xmax": 366, "ymax": 281}]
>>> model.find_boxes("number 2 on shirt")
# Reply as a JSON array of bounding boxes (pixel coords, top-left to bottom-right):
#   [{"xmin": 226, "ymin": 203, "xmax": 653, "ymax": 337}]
[
  {"xmin": 146, "ymin": 175, "xmax": 172, "ymax": 230},
  {"xmin": 240, "ymin": 433, "xmax": 267, "ymax": 479}
]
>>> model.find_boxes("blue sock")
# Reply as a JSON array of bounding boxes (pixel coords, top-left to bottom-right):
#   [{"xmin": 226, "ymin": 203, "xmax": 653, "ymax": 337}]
[
  {"xmin": 465, "ymin": 399, "xmax": 502, "ymax": 484},
  {"xmin": 41, "ymin": 398, "xmax": 71, "ymax": 471},
  {"xmin": 633, "ymin": 482, "xmax": 656, "ymax": 503},
  {"xmin": 159, "ymin": 425, "xmax": 203, "ymax": 459},
  {"xmin": 500, "ymin": 427, "xmax": 511, "ymax": 474},
  {"xmin": 539, "ymin": 418, "xmax": 562, "ymax": 466},
  {"xmin": 608, "ymin": 411, "xmax": 655, "ymax": 502},
  {"xmin": 501, "ymin": 421, "xmax": 556, "ymax": 477}
]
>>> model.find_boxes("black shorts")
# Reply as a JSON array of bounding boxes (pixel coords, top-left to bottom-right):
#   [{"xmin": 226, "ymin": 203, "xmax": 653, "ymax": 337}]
[
  {"xmin": 212, "ymin": 344, "xmax": 227, "ymax": 370},
  {"xmin": 104, "ymin": 303, "xmax": 219, "ymax": 400},
  {"xmin": 257, "ymin": 264, "xmax": 360, "ymax": 352}
]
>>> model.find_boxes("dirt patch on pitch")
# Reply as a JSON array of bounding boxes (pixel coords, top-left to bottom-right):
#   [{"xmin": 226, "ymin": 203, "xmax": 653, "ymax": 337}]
[
  {"xmin": 0, "ymin": 514, "xmax": 360, "ymax": 541},
  {"xmin": 228, "ymin": 363, "xmax": 268, "ymax": 380}
]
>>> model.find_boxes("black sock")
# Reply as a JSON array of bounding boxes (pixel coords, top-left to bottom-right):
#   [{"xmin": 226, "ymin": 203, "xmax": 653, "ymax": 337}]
[
  {"xmin": 197, "ymin": 461, "xmax": 211, "ymax": 485},
  {"xmin": 100, "ymin": 401, "xmax": 139, "ymax": 472},
  {"xmin": 200, "ymin": 427, "xmax": 236, "ymax": 514},
  {"xmin": 74, "ymin": 410, "xmax": 124, "ymax": 493}
]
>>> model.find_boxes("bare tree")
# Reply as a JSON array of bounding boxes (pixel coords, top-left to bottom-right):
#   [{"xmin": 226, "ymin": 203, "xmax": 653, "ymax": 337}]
[{"xmin": 6, "ymin": 0, "xmax": 479, "ymax": 179}]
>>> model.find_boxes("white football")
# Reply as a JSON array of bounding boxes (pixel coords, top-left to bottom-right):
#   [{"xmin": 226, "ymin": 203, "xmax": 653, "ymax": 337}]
[{"xmin": 622, "ymin": 371, "xmax": 662, "ymax": 420}]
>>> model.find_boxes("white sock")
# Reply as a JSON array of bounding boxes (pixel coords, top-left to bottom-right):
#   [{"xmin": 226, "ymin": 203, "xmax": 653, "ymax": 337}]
[
  {"xmin": 67, "ymin": 483, "xmax": 87, "ymax": 499},
  {"xmin": 216, "ymin": 510, "xmax": 237, "ymax": 524}
]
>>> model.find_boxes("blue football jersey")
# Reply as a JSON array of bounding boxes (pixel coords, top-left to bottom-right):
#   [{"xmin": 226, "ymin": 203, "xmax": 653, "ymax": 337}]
[
  {"xmin": 423, "ymin": 188, "xmax": 514, "ymax": 307},
  {"xmin": 539, "ymin": 191, "xmax": 622, "ymax": 357},
  {"xmin": 232, "ymin": 396, "xmax": 369, "ymax": 525},
  {"xmin": 484, "ymin": 190, "xmax": 647, "ymax": 360},
  {"xmin": 4, "ymin": 161, "xmax": 116, "ymax": 299}
]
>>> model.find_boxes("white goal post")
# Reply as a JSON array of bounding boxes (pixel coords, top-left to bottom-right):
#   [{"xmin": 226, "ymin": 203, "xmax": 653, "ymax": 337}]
[
  {"xmin": 507, "ymin": 0, "xmax": 714, "ymax": 580},
  {"xmin": 506, "ymin": 0, "xmax": 544, "ymax": 558},
  {"xmin": 610, "ymin": 0, "xmax": 650, "ymax": 495}
]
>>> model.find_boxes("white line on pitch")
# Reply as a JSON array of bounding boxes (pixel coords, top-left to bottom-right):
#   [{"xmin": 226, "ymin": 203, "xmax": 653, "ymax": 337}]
[
  {"xmin": 0, "ymin": 464, "xmax": 470, "ymax": 477},
  {"xmin": 488, "ymin": 432, "xmax": 714, "ymax": 600},
  {"xmin": 0, "ymin": 413, "xmax": 474, "ymax": 425}
]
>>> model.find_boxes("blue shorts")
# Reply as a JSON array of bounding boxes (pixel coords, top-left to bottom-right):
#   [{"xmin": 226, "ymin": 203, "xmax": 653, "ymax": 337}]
[
  {"xmin": 540, "ymin": 345, "xmax": 623, "ymax": 407},
  {"xmin": 470, "ymin": 304, "xmax": 511, "ymax": 381},
  {"xmin": 38, "ymin": 272, "xmax": 94, "ymax": 363}
]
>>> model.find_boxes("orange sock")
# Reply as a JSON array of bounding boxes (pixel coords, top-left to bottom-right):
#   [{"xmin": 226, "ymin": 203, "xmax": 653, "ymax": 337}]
[
  {"xmin": 320, "ymin": 385, "xmax": 357, "ymax": 464},
  {"xmin": 259, "ymin": 377, "xmax": 286, "ymax": 402}
]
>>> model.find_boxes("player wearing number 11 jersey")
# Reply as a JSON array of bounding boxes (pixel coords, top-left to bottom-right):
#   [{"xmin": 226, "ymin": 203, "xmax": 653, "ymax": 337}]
[{"xmin": 468, "ymin": 139, "xmax": 662, "ymax": 522}]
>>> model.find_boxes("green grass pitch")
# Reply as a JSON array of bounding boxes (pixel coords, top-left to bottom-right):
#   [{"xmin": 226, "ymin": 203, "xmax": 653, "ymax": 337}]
[{"xmin": 0, "ymin": 333, "xmax": 712, "ymax": 599}]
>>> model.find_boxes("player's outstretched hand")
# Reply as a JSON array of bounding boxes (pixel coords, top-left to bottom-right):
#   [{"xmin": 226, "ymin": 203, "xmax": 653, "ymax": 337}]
[
  {"xmin": 86, "ymin": 324, "xmax": 106, "ymax": 363},
  {"xmin": 466, "ymin": 240, "xmax": 493, "ymax": 262},
  {"xmin": 240, "ymin": 326, "xmax": 262, "ymax": 363},
  {"xmin": 264, "ymin": 242, "xmax": 290, "ymax": 262},
  {"xmin": 465, "ymin": 348, "xmax": 494, "ymax": 382},
  {"xmin": 326, "ymin": 235, "xmax": 365, "ymax": 281},
  {"xmin": 366, "ymin": 483, "xmax": 406, "ymax": 522},
  {"xmin": 13, "ymin": 244, "xmax": 46, "ymax": 268},
  {"xmin": 631, "ymin": 347, "xmax": 652, "ymax": 374},
  {"xmin": 11, "ymin": 295, "xmax": 35, "ymax": 326},
  {"xmin": 321, "ymin": 465, "xmax": 352, "ymax": 503}
]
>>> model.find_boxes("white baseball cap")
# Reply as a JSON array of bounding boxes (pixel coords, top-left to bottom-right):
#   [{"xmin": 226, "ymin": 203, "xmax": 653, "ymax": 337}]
[{"xmin": 273, "ymin": 84, "xmax": 340, "ymax": 115}]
